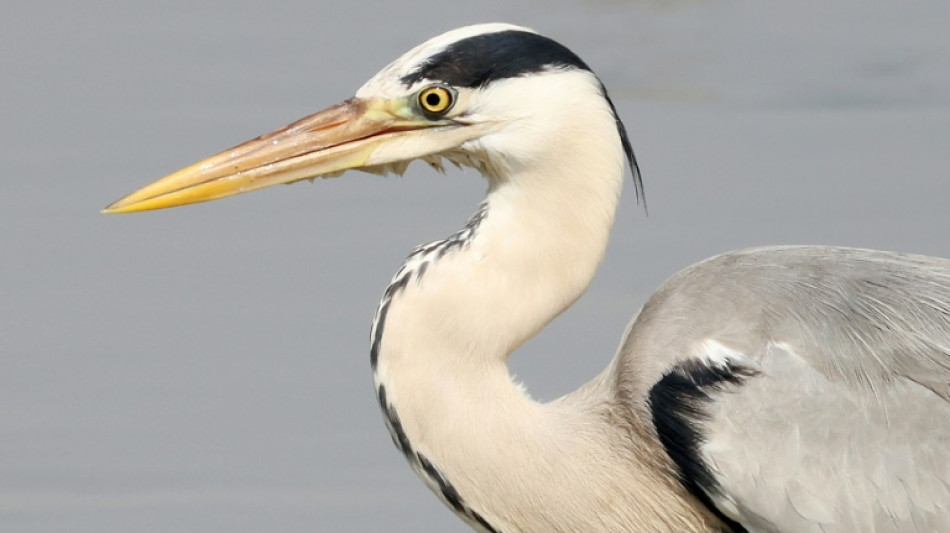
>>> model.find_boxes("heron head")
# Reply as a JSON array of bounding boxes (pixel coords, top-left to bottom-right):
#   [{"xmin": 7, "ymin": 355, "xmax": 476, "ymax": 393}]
[{"xmin": 103, "ymin": 23, "xmax": 639, "ymax": 214}]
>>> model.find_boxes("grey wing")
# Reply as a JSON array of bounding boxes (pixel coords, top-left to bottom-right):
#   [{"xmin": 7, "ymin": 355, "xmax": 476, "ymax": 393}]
[{"xmin": 617, "ymin": 246, "xmax": 950, "ymax": 532}]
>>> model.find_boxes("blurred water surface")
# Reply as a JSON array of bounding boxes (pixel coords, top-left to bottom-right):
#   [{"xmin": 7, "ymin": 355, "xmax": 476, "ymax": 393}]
[{"xmin": 1, "ymin": 1, "xmax": 948, "ymax": 531}]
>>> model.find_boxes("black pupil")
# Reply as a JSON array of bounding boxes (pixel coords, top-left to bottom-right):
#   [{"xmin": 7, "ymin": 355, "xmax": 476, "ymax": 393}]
[{"xmin": 425, "ymin": 92, "xmax": 443, "ymax": 108}]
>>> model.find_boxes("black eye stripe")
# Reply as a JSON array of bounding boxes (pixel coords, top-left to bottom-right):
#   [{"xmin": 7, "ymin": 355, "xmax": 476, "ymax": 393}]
[{"xmin": 401, "ymin": 30, "xmax": 591, "ymax": 89}]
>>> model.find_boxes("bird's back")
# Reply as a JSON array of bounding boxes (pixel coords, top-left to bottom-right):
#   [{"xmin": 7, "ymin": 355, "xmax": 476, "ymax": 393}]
[{"xmin": 615, "ymin": 245, "xmax": 950, "ymax": 531}]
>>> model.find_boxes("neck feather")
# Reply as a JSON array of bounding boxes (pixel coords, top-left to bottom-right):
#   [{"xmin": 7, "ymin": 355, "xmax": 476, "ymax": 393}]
[{"xmin": 370, "ymin": 107, "xmax": 711, "ymax": 531}]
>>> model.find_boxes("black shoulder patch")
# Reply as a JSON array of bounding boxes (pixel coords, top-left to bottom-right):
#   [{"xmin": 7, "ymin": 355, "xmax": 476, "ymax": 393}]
[
  {"xmin": 401, "ymin": 30, "xmax": 591, "ymax": 88},
  {"xmin": 649, "ymin": 360, "xmax": 757, "ymax": 533}
]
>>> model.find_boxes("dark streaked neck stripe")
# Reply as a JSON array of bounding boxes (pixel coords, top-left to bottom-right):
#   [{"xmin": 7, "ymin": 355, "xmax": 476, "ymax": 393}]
[
  {"xmin": 370, "ymin": 203, "xmax": 488, "ymax": 371},
  {"xmin": 376, "ymin": 384, "xmax": 502, "ymax": 532},
  {"xmin": 369, "ymin": 203, "xmax": 501, "ymax": 531}
]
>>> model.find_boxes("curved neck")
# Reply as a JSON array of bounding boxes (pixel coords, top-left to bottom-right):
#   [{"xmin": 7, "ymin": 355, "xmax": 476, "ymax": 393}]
[{"xmin": 370, "ymin": 114, "xmax": 712, "ymax": 531}]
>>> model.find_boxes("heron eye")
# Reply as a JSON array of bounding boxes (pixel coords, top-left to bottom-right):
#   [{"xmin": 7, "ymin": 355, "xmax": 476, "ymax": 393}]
[{"xmin": 417, "ymin": 86, "xmax": 454, "ymax": 116}]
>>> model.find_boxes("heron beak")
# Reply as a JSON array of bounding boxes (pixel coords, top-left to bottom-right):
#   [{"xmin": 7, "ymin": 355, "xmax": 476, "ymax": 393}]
[{"xmin": 102, "ymin": 97, "xmax": 438, "ymax": 214}]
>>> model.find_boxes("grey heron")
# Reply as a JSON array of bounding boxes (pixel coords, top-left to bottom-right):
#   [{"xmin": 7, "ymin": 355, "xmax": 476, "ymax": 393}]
[{"xmin": 104, "ymin": 23, "xmax": 950, "ymax": 532}]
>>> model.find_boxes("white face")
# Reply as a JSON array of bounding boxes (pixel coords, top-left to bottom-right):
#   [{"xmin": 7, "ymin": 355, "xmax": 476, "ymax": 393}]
[
  {"xmin": 353, "ymin": 24, "xmax": 615, "ymax": 181},
  {"xmin": 357, "ymin": 69, "xmax": 612, "ymax": 183}
]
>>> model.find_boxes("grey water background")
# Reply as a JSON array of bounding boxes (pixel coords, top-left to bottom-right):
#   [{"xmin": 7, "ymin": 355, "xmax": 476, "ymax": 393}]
[{"xmin": 2, "ymin": 1, "xmax": 948, "ymax": 531}]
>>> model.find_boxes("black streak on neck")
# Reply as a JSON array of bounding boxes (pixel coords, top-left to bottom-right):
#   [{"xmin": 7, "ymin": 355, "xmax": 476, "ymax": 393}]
[
  {"xmin": 375, "ymin": 384, "xmax": 502, "ymax": 533},
  {"xmin": 370, "ymin": 203, "xmax": 487, "ymax": 371},
  {"xmin": 370, "ymin": 204, "xmax": 500, "ymax": 532}
]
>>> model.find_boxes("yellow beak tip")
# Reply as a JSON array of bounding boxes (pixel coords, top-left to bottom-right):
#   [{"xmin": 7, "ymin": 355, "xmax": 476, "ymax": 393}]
[
  {"xmin": 103, "ymin": 98, "xmax": 418, "ymax": 215},
  {"xmin": 101, "ymin": 194, "xmax": 176, "ymax": 214},
  {"xmin": 100, "ymin": 200, "xmax": 139, "ymax": 215}
]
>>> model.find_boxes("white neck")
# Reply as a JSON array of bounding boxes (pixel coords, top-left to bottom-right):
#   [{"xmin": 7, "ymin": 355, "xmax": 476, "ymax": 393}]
[{"xmin": 371, "ymin": 87, "xmax": 711, "ymax": 532}]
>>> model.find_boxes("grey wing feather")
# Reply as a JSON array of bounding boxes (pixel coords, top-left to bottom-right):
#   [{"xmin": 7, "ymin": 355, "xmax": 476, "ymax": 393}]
[{"xmin": 617, "ymin": 245, "xmax": 950, "ymax": 531}]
